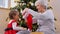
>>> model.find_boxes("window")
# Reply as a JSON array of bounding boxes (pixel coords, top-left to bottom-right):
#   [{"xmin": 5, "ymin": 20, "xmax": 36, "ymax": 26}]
[
  {"xmin": 0, "ymin": 0, "xmax": 8, "ymax": 8},
  {"xmin": 11, "ymin": 0, "xmax": 17, "ymax": 7}
]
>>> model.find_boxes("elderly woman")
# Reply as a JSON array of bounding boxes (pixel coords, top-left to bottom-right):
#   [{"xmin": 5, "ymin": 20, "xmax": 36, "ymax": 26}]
[{"xmin": 22, "ymin": 0, "xmax": 55, "ymax": 34}]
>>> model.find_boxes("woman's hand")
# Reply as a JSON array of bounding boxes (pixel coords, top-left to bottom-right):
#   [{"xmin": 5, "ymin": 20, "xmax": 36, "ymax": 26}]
[
  {"xmin": 24, "ymin": 8, "xmax": 29, "ymax": 12},
  {"xmin": 22, "ymin": 8, "xmax": 29, "ymax": 15}
]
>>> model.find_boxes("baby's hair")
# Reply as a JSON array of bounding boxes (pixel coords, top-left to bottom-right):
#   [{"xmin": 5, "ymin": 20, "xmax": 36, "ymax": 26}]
[{"xmin": 9, "ymin": 10, "xmax": 18, "ymax": 19}]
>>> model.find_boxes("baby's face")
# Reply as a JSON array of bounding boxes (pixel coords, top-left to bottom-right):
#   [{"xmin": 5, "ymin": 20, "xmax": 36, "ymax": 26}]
[{"xmin": 14, "ymin": 12, "xmax": 19, "ymax": 21}]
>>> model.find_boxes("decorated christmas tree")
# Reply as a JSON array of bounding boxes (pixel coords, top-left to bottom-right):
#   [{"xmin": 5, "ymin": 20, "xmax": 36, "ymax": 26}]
[{"xmin": 10, "ymin": 0, "xmax": 38, "ymax": 32}]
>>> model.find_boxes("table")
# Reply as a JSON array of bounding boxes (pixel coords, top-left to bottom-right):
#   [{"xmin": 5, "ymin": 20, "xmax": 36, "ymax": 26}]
[{"xmin": 30, "ymin": 32, "xmax": 44, "ymax": 34}]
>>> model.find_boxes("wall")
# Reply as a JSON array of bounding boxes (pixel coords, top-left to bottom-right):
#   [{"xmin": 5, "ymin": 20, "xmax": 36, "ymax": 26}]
[
  {"xmin": 49, "ymin": 0, "xmax": 60, "ymax": 34},
  {"xmin": 0, "ymin": 8, "xmax": 10, "ymax": 34}
]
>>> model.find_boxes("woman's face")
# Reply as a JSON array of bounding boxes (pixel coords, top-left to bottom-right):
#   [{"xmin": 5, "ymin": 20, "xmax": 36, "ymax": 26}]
[
  {"xmin": 36, "ymin": 3, "xmax": 43, "ymax": 12},
  {"xmin": 13, "ymin": 12, "xmax": 19, "ymax": 21}
]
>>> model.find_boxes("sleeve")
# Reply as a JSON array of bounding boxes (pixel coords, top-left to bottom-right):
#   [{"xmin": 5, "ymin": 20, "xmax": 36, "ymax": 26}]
[
  {"xmin": 47, "ymin": 10, "xmax": 54, "ymax": 20},
  {"xmin": 27, "ymin": 9, "xmax": 40, "ymax": 17},
  {"xmin": 28, "ymin": 9, "xmax": 54, "ymax": 20},
  {"xmin": 12, "ymin": 22, "xmax": 24, "ymax": 30},
  {"xmin": 39, "ymin": 10, "xmax": 54, "ymax": 20}
]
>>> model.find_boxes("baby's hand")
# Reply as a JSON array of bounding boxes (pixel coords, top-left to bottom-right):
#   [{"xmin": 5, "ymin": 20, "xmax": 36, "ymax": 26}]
[{"xmin": 21, "ymin": 27, "xmax": 27, "ymax": 30}]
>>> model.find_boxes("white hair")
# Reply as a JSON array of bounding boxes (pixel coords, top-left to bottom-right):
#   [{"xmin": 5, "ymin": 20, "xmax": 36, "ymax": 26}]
[{"xmin": 35, "ymin": 0, "xmax": 48, "ymax": 9}]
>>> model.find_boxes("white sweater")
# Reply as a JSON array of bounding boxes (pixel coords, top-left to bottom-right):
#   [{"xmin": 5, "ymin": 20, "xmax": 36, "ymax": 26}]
[{"xmin": 22, "ymin": 9, "xmax": 55, "ymax": 31}]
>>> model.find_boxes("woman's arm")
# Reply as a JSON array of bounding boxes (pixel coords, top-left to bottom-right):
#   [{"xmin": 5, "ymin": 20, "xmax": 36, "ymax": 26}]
[
  {"xmin": 27, "ymin": 9, "xmax": 40, "ymax": 17},
  {"xmin": 23, "ymin": 8, "xmax": 40, "ymax": 17},
  {"xmin": 12, "ymin": 22, "xmax": 27, "ymax": 30},
  {"xmin": 27, "ymin": 9, "xmax": 54, "ymax": 19},
  {"xmin": 38, "ymin": 9, "xmax": 54, "ymax": 20},
  {"xmin": 23, "ymin": 8, "xmax": 54, "ymax": 20}
]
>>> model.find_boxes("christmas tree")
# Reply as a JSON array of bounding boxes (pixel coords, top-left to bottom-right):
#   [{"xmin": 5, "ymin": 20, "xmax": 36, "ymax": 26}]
[{"xmin": 10, "ymin": 0, "xmax": 38, "ymax": 32}]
